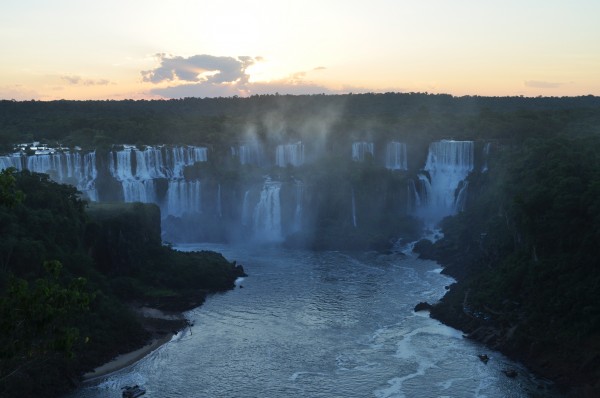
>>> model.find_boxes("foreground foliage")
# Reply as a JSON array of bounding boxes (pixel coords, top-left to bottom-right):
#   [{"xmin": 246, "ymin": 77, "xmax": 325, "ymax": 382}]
[
  {"xmin": 423, "ymin": 135, "xmax": 600, "ymax": 395},
  {"xmin": 0, "ymin": 169, "xmax": 243, "ymax": 397}
]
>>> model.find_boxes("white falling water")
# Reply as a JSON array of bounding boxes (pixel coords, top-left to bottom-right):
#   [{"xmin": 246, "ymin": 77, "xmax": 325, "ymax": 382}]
[
  {"xmin": 2, "ymin": 146, "xmax": 207, "ymax": 209},
  {"xmin": 407, "ymin": 179, "xmax": 421, "ymax": 214},
  {"xmin": 275, "ymin": 142, "xmax": 304, "ymax": 167},
  {"xmin": 122, "ymin": 179, "xmax": 156, "ymax": 203},
  {"xmin": 165, "ymin": 180, "xmax": 202, "ymax": 217},
  {"xmin": 352, "ymin": 142, "xmax": 374, "ymax": 161},
  {"xmin": 109, "ymin": 145, "xmax": 208, "ymax": 210},
  {"xmin": 292, "ymin": 180, "xmax": 304, "ymax": 233},
  {"xmin": 26, "ymin": 153, "xmax": 63, "ymax": 178},
  {"xmin": 252, "ymin": 179, "xmax": 282, "ymax": 242},
  {"xmin": 1, "ymin": 151, "xmax": 98, "ymax": 200},
  {"xmin": 232, "ymin": 142, "xmax": 265, "ymax": 166},
  {"xmin": 455, "ymin": 181, "xmax": 469, "ymax": 212},
  {"xmin": 217, "ymin": 184, "xmax": 222, "ymax": 218},
  {"xmin": 110, "ymin": 146, "xmax": 207, "ymax": 180},
  {"xmin": 481, "ymin": 142, "xmax": 491, "ymax": 172},
  {"xmin": 0, "ymin": 154, "xmax": 23, "ymax": 170},
  {"xmin": 166, "ymin": 146, "xmax": 208, "ymax": 178},
  {"xmin": 241, "ymin": 190, "xmax": 251, "ymax": 227},
  {"xmin": 71, "ymin": 152, "xmax": 98, "ymax": 200},
  {"xmin": 351, "ymin": 188, "xmax": 357, "ymax": 228},
  {"xmin": 134, "ymin": 148, "xmax": 166, "ymax": 179},
  {"xmin": 417, "ymin": 140, "xmax": 474, "ymax": 224},
  {"xmin": 385, "ymin": 142, "xmax": 408, "ymax": 170},
  {"xmin": 110, "ymin": 149, "xmax": 135, "ymax": 180}
]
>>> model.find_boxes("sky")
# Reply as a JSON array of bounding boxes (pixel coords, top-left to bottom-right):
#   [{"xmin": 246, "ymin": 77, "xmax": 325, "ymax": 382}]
[{"xmin": 1, "ymin": 0, "xmax": 599, "ymax": 100}]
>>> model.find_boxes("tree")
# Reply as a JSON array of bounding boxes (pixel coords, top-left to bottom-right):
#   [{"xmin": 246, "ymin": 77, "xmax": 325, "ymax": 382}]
[
  {"xmin": 0, "ymin": 261, "xmax": 91, "ymax": 389},
  {"xmin": 0, "ymin": 168, "xmax": 24, "ymax": 208}
]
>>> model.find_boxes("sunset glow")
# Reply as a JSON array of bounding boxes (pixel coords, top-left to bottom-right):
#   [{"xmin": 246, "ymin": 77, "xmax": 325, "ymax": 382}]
[{"xmin": 1, "ymin": 0, "xmax": 599, "ymax": 100}]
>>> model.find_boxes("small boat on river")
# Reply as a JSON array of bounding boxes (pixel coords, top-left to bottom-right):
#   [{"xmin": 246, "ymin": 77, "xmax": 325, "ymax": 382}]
[
  {"xmin": 502, "ymin": 369, "xmax": 518, "ymax": 378},
  {"xmin": 122, "ymin": 385, "xmax": 146, "ymax": 398}
]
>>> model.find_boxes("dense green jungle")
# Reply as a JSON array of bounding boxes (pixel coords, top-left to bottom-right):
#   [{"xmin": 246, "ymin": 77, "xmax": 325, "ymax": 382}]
[
  {"xmin": 0, "ymin": 170, "xmax": 245, "ymax": 397},
  {"xmin": 1, "ymin": 93, "xmax": 600, "ymax": 396}
]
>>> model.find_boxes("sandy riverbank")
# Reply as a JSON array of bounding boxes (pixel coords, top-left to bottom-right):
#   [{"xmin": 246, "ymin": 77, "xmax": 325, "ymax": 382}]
[
  {"xmin": 82, "ymin": 306, "xmax": 188, "ymax": 382},
  {"xmin": 82, "ymin": 333, "xmax": 174, "ymax": 381}
]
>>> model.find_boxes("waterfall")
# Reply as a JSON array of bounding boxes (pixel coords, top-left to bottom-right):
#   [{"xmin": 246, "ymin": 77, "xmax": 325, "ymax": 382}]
[
  {"xmin": 167, "ymin": 146, "xmax": 208, "ymax": 178},
  {"xmin": 252, "ymin": 179, "xmax": 282, "ymax": 242},
  {"xmin": 0, "ymin": 154, "xmax": 23, "ymax": 170},
  {"xmin": 165, "ymin": 180, "xmax": 201, "ymax": 217},
  {"xmin": 352, "ymin": 142, "xmax": 374, "ymax": 161},
  {"xmin": 481, "ymin": 142, "xmax": 491, "ymax": 172},
  {"xmin": 1, "ymin": 151, "xmax": 98, "ymax": 200},
  {"xmin": 455, "ymin": 181, "xmax": 469, "ymax": 212},
  {"xmin": 122, "ymin": 179, "xmax": 156, "ymax": 203},
  {"xmin": 134, "ymin": 147, "xmax": 166, "ymax": 179},
  {"xmin": 233, "ymin": 142, "xmax": 265, "ymax": 166},
  {"xmin": 110, "ymin": 149, "xmax": 135, "ymax": 180},
  {"xmin": 292, "ymin": 180, "xmax": 304, "ymax": 233},
  {"xmin": 111, "ymin": 145, "xmax": 207, "ymax": 180},
  {"xmin": 275, "ymin": 142, "xmax": 304, "ymax": 167},
  {"xmin": 3, "ymin": 145, "xmax": 209, "ymax": 212},
  {"xmin": 110, "ymin": 148, "xmax": 150, "ymax": 203},
  {"xmin": 416, "ymin": 140, "xmax": 474, "ymax": 223},
  {"xmin": 407, "ymin": 179, "xmax": 421, "ymax": 214},
  {"xmin": 109, "ymin": 145, "xmax": 207, "ymax": 210},
  {"xmin": 68, "ymin": 151, "xmax": 98, "ymax": 200},
  {"xmin": 241, "ymin": 190, "xmax": 251, "ymax": 227},
  {"xmin": 351, "ymin": 188, "xmax": 357, "ymax": 228},
  {"xmin": 385, "ymin": 142, "xmax": 407, "ymax": 170},
  {"xmin": 217, "ymin": 184, "xmax": 222, "ymax": 218},
  {"xmin": 26, "ymin": 153, "xmax": 64, "ymax": 179}
]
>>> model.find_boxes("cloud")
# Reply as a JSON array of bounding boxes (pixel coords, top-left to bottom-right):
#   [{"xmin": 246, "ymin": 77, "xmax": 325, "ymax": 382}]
[
  {"xmin": 141, "ymin": 54, "xmax": 258, "ymax": 85},
  {"xmin": 61, "ymin": 75, "xmax": 111, "ymax": 86},
  {"xmin": 143, "ymin": 55, "xmax": 341, "ymax": 98},
  {"xmin": 143, "ymin": 54, "xmax": 336, "ymax": 98},
  {"xmin": 0, "ymin": 85, "xmax": 40, "ymax": 100},
  {"xmin": 62, "ymin": 75, "xmax": 81, "ymax": 85},
  {"xmin": 148, "ymin": 74, "xmax": 338, "ymax": 99},
  {"xmin": 524, "ymin": 80, "xmax": 569, "ymax": 89},
  {"xmin": 142, "ymin": 53, "xmax": 396, "ymax": 99},
  {"xmin": 149, "ymin": 82, "xmax": 246, "ymax": 98},
  {"xmin": 249, "ymin": 79, "xmax": 337, "ymax": 95}
]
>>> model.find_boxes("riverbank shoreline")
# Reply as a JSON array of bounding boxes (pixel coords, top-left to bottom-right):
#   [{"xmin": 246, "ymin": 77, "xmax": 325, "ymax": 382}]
[
  {"xmin": 82, "ymin": 332, "xmax": 175, "ymax": 382},
  {"xmin": 81, "ymin": 306, "xmax": 191, "ymax": 382},
  {"xmin": 427, "ymin": 270, "xmax": 599, "ymax": 397}
]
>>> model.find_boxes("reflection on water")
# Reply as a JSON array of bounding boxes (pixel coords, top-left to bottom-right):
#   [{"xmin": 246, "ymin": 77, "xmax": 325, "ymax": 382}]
[{"xmin": 68, "ymin": 245, "xmax": 560, "ymax": 397}]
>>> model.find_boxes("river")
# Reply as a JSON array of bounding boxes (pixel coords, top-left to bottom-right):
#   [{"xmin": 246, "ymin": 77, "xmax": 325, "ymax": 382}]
[{"xmin": 69, "ymin": 244, "xmax": 559, "ymax": 397}]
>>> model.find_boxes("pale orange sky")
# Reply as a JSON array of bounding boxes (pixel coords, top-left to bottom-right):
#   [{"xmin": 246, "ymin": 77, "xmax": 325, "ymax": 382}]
[{"xmin": 1, "ymin": 0, "xmax": 599, "ymax": 100}]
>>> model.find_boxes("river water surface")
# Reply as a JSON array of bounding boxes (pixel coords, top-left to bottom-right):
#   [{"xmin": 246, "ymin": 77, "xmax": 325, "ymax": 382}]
[{"xmin": 70, "ymin": 244, "xmax": 558, "ymax": 397}]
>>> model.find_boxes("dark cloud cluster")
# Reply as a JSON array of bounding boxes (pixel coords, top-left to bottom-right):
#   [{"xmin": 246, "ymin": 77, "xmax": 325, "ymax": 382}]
[
  {"xmin": 141, "ymin": 54, "xmax": 259, "ymax": 85},
  {"xmin": 141, "ymin": 53, "xmax": 341, "ymax": 98}
]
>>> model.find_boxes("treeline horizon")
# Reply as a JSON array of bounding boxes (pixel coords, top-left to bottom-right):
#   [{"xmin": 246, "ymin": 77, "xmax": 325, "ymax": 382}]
[{"xmin": 2, "ymin": 93, "xmax": 600, "ymax": 153}]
